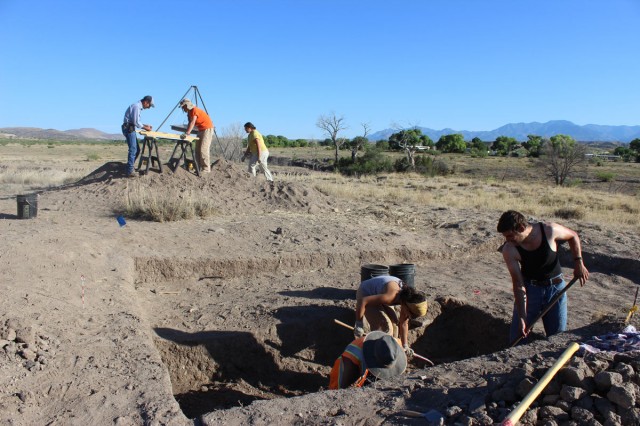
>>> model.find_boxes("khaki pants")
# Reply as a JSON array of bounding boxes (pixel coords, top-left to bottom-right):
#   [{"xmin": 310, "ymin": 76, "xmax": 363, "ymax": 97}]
[
  {"xmin": 196, "ymin": 128, "xmax": 213, "ymax": 171},
  {"xmin": 356, "ymin": 288, "xmax": 399, "ymax": 338},
  {"xmin": 248, "ymin": 150, "xmax": 274, "ymax": 182}
]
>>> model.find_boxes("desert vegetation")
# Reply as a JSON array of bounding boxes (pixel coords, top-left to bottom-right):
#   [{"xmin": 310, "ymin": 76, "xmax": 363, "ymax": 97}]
[{"xmin": 1, "ymin": 140, "xmax": 638, "ymax": 231}]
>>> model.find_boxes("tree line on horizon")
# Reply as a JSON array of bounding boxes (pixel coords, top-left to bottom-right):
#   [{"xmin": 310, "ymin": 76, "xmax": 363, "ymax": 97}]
[{"xmin": 262, "ymin": 128, "xmax": 640, "ymax": 163}]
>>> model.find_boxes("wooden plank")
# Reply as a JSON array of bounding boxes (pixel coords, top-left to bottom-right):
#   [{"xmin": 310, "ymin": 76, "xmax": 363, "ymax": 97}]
[{"xmin": 138, "ymin": 130, "xmax": 198, "ymax": 142}]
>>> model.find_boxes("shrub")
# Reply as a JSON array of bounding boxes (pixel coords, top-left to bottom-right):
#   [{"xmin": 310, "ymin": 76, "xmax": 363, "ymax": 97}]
[
  {"xmin": 87, "ymin": 153, "xmax": 100, "ymax": 161},
  {"xmin": 336, "ymin": 148, "xmax": 393, "ymax": 176},
  {"xmin": 595, "ymin": 171, "xmax": 615, "ymax": 182},
  {"xmin": 470, "ymin": 147, "xmax": 488, "ymax": 158},
  {"xmin": 392, "ymin": 155, "xmax": 450, "ymax": 176},
  {"xmin": 554, "ymin": 207, "xmax": 585, "ymax": 220}
]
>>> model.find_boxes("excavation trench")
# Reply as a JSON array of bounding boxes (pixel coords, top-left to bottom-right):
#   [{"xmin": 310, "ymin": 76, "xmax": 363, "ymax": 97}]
[
  {"xmin": 149, "ymin": 292, "xmax": 510, "ymax": 419},
  {"xmin": 135, "ymin": 242, "xmax": 638, "ymax": 419}
]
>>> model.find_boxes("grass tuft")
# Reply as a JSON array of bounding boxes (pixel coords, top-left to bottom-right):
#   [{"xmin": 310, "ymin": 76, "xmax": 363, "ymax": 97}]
[
  {"xmin": 123, "ymin": 183, "xmax": 218, "ymax": 222},
  {"xmin": 553, "ymin": 207, "xmax": 586, "ymax": 220}
]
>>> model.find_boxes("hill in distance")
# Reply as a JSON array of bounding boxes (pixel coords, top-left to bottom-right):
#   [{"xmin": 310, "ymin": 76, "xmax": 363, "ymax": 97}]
[
  {"xmin": 0, "ymin": 127, "xmax": 123, "ymax": 141},
  {"xmin": 368, "ymin": 120, "xmax": 640, "ymax": 143},
  {"xmin": 3, "ymin": 120, "xmax": 640, "ymax": 144}
]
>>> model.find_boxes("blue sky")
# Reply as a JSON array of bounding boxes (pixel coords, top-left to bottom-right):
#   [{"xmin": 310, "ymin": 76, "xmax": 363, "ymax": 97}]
[{"xmin": 1, "ymin": 0, "xmax": 639, "ymax": 139}]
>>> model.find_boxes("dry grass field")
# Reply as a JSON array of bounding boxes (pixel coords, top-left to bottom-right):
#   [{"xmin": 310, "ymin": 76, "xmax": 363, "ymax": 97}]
[{"xmin": 1, "ymin": 141, "xmax": 639, "ymax": 232}]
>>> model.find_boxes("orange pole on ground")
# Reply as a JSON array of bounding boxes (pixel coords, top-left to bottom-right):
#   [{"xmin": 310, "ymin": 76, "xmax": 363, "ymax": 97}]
[{"xmin": 501, "ymin": 342, "xmax": 579, "ymax": 426}]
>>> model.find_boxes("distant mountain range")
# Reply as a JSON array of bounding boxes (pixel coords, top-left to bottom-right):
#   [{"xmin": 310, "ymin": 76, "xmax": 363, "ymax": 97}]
[
  {"xmin": 0, "ymin": 127, "xmax": 123, "ymax": 141},
  {"xmin": 2, "ymin": 120, "xmax": 640, "ymax": 143},
  {"xmin": 368, "ymin": 120, "xmax": 640, "ymax": 143}
]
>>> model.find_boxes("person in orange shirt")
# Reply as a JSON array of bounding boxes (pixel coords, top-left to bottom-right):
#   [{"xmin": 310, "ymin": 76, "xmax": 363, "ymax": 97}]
[
  {"xmin": 179, "ymin": 99, "xmax": 214, "ymax": 173},
  {"xmin": 329, "ymin": 331, "xmax": 406, "ymax": 389}
]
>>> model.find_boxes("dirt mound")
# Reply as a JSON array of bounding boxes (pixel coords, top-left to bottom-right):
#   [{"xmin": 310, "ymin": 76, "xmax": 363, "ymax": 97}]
[{"xmin": 50, "ymin": 159, "xmax": 337, "ymax": 217}]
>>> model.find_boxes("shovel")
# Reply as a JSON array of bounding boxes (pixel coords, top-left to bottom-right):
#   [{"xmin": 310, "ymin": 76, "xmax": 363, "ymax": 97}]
[{"xmin": 509, "ymin": 276, "xmax": 579, "ymax": 347}]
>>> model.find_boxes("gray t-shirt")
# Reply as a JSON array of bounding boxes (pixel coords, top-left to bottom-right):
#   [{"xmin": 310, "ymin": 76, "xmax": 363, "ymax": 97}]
[{"xmin": 358, "ymin": 275, "xmax": 402, "ymax": 297}]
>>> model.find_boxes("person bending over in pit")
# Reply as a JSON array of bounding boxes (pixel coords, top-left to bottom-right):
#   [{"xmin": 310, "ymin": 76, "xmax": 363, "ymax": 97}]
[
  {"xmin": 329, "ymin": 331, "xmax": 407, "ymax": 390},
  {"xmin": 497, "ymin": 210, "xmax": 589, "ymax": 345},
  {"xmin": 354, "ymin": 275, "xmax": 428, "ymax": 357}
]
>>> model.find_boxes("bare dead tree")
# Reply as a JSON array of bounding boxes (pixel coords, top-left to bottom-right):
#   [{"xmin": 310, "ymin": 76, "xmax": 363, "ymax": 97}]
[
  {"xmin": 540, "ymin": 134, "xmax": 587, "ymax": 185},
  {"xmin": 217, "ymin": 122, "xmax": 245, "ymax": 162},
  {"xmin": 316, "ymin": 112, "xmax": 348, "ymax": 164}
]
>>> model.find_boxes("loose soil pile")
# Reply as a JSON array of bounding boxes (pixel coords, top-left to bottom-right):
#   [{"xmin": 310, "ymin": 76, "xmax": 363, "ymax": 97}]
[{"xmin": 0, "ymin": 159, "xmax": 639, "ymax": 425}]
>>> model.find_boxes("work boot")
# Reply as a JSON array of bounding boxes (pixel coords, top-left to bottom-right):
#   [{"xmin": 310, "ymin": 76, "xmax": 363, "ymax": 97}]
[{"xmin": 126, "ymin": 171, "xmax": 139, "ymax": 178}]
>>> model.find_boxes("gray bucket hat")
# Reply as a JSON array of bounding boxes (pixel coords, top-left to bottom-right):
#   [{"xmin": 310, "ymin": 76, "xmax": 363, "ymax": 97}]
[
  {"xmin": 363, "ymin": 331, "xmax": 407, "ymax": 379},
  {"xmin": 179, "ymin": 98, "xmax": 194, "ymax": 110}
]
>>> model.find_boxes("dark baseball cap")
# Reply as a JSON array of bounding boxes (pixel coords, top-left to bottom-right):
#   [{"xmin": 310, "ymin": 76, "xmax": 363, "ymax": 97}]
[{"xmin": 141, "ymin": 95, "xmax": 154, "ymax": 107}]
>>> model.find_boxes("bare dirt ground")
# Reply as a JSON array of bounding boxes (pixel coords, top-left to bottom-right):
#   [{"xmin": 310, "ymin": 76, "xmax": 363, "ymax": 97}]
[{"xmin": 0, "ymin": 153, "xmax": 639, "ymax": 425}]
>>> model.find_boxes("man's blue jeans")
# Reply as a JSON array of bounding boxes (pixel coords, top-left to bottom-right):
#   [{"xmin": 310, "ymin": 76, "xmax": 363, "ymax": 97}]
[
  {"xmin": 510, "ymin": 277, "xmax": 567, "ymax": 344},
  {"xmin": 122, "ymin": 125, "xmax": 139, "ymax": 174}
]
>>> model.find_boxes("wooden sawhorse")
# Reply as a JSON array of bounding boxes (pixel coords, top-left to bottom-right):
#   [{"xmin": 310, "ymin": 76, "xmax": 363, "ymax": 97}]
[
  {"xmin": 136, "ymin": 136, "xmax": 163, "ymax": 174},
  {"xmin": 167, "ymin": 139, "xmax": 200, "ymax": 177}
]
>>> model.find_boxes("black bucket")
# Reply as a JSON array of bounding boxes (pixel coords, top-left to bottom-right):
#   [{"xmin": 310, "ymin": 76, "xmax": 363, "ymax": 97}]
[
  {"xmin": 360, "ymin": 264, "xmax": 389, "ymax": 282},
  {"xmin": 17, "ymin": 193, "xmax": 38, "ymax": 219},
  {"xmin": 389, "ymin": 263, "xmax": 416, "ymax": 288}
]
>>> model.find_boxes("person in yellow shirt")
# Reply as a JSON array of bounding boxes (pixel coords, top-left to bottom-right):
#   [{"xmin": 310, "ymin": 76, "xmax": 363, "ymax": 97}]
[{"xmin": 242, "ymin": 122, "xmax": 274, "ymax": 182}]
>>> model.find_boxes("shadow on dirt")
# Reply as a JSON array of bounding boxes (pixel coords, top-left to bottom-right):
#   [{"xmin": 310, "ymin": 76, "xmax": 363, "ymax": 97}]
[
  {"xmin": 278, "ymin": 287, "xmax": 356, "ymax": 301},
  {"xmin": 43, "ymin": 161, "xmax": 132, "ymax": 192},
  {"xmin": 271, "ymin": 304, "xmax": 354, "ymax": 365},
  {"xmin": 413, "ymin": 299, "xmax": 511, "ymax": 364},
  {"xmin": 154, "ymin": 327, "xmax": 328, "ymax": 419}
]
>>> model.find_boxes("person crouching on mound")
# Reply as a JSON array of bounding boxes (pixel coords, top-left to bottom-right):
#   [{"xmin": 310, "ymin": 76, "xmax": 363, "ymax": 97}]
[
  {"xmin": 329, "ymin": 331, "xmax": 407, "ymax": 389},
  {"xmin": 354, "ymin": 275, "xmax": 428, "ymax": 357}
]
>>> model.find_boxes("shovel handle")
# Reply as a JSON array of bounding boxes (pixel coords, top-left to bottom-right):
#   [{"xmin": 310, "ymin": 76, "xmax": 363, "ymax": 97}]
[
  {"xmin": 412, "ymin": 352, "xmax": 435, "ymax": 366},
  {"xmin": 334, "ymin": 319, "xmax": 354, "ymax": 330},
  {"xmin": 509, "ymin": 276, "xmax": 579, "ymax": 348}
]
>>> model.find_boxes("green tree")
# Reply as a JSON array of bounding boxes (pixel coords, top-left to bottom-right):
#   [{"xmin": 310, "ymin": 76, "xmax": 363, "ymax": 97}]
[
  {"xmin": 630, "ymin": 138, "xmax": 640, "ymax": 153},
  {"xmin": 388, "ymin": 128, "xmax": 433, "ymax": 151},
  {"xmin": 522, "ymin": 135, "xmax": 546, "ymax": 157},
  {"xmin": 613, "ymin": 146, "xmax": 634, "ymax": 161},
  {"xmin": 350, "ymin": 123, "xmax": 371, "ymax": 161},
  {"xmin": 436, "ymin": 134, "xmax": 466, "ymax": 153},
  {"xmin": 388, "ymin": 127, "xmax": 433, "ymax": 168},
  {"xmin": 469, "ymin": 137, "xmax": 488, "ymax": 156},
  {"xmin": 470, "ymin": 137, "xmax": 485, "ymax": 151},
  {"xmin": 265, "ymin": 134, "xmax": 279, "ymax": 147},
  {"xmin": 541, "ymin": 134, "xmax": 586, "ymax": 185},
  {"xmin": 375, "ymin": 140, "xmax": 389, "ymax": 150},
  {"xmin": 491, "ymin": 136, "xmax": 519, "ymax": 156}
]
